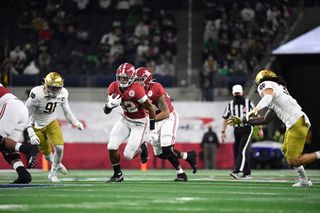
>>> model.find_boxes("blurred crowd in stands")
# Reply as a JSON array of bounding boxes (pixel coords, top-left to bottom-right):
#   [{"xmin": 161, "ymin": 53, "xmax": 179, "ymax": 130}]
[
  {"xmin": 200, "ymin": 0, "xmax": 293, "ymax": 100},
  {"xmin": 0, "ymin": 0, "xmax": 179, "ymax": 86},
  {"xmin": 0, "ymin": 0, "xmax": 317, "ymax": 91}
]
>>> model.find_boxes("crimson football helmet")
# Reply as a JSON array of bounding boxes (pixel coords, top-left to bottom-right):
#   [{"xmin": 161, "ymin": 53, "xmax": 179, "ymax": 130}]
[
  {"xmin": 116, "ymin": 63, "xmax": 136, "ymax": 88},
  {"xmin": 135, "ymin": 67, "xmax": 154, "ymax": 87}
]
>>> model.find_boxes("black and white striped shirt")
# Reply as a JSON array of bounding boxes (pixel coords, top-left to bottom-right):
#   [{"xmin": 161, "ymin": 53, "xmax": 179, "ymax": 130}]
[{"xmin": 222, "ymin": 97, "xmax": 255, "ymax": 127}]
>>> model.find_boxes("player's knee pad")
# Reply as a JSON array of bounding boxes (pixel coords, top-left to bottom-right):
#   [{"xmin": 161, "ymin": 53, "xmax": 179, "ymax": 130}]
[
  {"xmin": 160, "ymin": 135, "xmax": 174, "ymax": 147},
  {"xmin": 107, "ymin": 142, "xmax": 119, "ymax": 151},
  {"xmin": 2, "ymin": 152, "xmax": 21, "ymax": 164},
  {"xmin": 107, "ymin": 143, "xmax": 117, "ymax": 150},
  {"xmin": 54, "ymin": 145, "xmax": 64, "ymax": 155},
  {"xmin": 123, "ymin": 148, "xmax": 135, "ymax": 160}
]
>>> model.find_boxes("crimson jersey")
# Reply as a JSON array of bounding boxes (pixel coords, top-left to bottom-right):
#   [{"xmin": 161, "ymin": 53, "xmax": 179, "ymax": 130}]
[
  {"xmin": 107, "ymin": 81, "xmax": 148, "ymax": 119},
  {"xmin": 0, "ymin": 84, "xmax": 11, "ymax": 98},
  {"xmin": 146, "ymin": 82, "xmax": 174, "ymax": 112}
]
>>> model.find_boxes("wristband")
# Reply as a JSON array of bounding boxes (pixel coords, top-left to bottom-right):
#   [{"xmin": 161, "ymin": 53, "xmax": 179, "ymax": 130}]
[{"xmin": 150, "ymin": 119, "xmax": 155, "ymax": 130}]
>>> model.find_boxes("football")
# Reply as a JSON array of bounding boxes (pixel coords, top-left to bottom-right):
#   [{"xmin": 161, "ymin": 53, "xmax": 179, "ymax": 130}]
[{"xmin": 110, "ymin": 93, "xmax": 119, "ymax": 98}]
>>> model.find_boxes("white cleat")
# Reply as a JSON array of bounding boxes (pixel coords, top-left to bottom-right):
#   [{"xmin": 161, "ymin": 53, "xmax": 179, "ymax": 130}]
[
  {"xmin": 57, "ymin": 164, "xmax": 67, "ymax": 175},
  {"xmin": 229, "ymin": 172, "xmax": 239, "ymax": 180},
  {"xmin": 292, "ymin": 179, "xmax": 313, "ymax": 187},
  {"xmin": 48, "ymin": 171, "xmax": 61, "ymax": 183},
  {"xmin": 241, "ymin": 175, "xmax": 252, "ymax": 180}
]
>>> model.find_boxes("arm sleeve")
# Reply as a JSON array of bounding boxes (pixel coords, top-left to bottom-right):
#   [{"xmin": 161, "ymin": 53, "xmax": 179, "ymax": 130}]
[
  {"xmin": 62, "ymin": 99, "xmax": 79, "ymax": 126},
  {"xmin": 244, "ymin": 109, "xmax": 276, "ymax": 125},
  {"xmin": 61, "ymin": 90, "xmax": 79, "ymax": 126},
  {"xmin": 61, "ymin": 100, "xmax": 78, "ymax": 125},
  {"xmin": 25, "ymin": 94, "xmax": 37, "ymax": 126},
  {"xmin": 256, "ymin": 94, "xmax": 273, "ymax": 110}
]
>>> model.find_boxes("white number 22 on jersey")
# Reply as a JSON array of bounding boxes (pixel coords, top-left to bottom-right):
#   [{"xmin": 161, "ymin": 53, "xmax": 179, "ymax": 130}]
[{"xmin": 122, "ymin": 101, "xmax": 138, "ymax": 113}]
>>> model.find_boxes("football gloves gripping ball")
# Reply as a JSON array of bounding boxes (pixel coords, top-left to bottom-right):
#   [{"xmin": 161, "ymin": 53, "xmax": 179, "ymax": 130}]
[{"xmin": 106, "ymin": 94, "xmax": 122, "ymax": 109}]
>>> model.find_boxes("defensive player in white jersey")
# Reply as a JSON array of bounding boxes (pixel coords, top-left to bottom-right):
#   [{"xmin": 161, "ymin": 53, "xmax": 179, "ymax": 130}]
[
  {"xmin": 25, "ymin": 72, "xmax": 84, "ymax": 182},
  {"xmin": 227, "ymin": 69, "xmax": 320, "ymax": 187},
  {"xmin": 0, "ymin": 83, "xmax": 39, "ymax": 184}
]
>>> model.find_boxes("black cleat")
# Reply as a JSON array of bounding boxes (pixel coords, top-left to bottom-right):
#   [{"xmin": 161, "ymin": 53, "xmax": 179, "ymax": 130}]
[
  {"xmin": 26, "ymin": 145, "xmax": 39, "ymax": 168},
  {"xmin": 186, "ymin": 151, "xmax": 197, "ymax": 174},
  {"xmin": 140, "ymin": 142, "xmax": 149, "ymax": 164},
  {"xmin": 174, "ymin": 173, "xmax": 188, "ymax": 182},
  {"xmin": 107, "ymin": 172, "xmax": 124, "ymax": 183},
  {"xmin": 10, "ymin": 169, "xmax": 32, "ymax": 184}
]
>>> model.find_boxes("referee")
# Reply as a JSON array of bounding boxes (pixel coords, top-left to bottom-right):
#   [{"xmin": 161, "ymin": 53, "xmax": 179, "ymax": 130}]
[{"xmin": 221, "ymin": 84, "xmax": 257, "ymax": 179}]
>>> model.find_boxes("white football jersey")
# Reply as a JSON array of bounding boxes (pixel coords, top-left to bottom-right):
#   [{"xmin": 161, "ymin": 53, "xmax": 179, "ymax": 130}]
[
  {"xmin": 26, "ymin": 85, "xmax": 78, "ymax": 129},
  {"xmin": 257, "ymin": 81, "xmax": 310, "ymax": 129}
]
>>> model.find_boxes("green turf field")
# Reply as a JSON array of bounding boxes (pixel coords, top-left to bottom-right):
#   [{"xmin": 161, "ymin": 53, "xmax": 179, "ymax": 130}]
[{"xmin": 0, "ymin": 169, "xmax": 319, "ymax": 213}]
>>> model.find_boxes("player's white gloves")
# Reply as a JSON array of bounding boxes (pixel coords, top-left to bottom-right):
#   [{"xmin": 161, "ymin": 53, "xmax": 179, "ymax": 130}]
[
  {"xmin": 27, "ymin": 127, "xmax": 40, "ymax": 145},
  {"xmin": 106, "ymin": 94, "xmax": 122, "ymax": 108},
  {"xmin": 75, "ymin": 121, "xmax": 84, "ymax": 130},
  {"xmin": 150, "ymin": 130, "xmax": 159, "ymax": 145}
]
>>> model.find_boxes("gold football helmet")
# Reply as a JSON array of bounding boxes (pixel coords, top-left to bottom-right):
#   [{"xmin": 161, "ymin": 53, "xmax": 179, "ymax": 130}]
[
  {"xmin": 43, "ymin": 72, "xmax": 64, "ymax": 97},
  {"xmin": 255, "ymin": 69, "xmax": 277, "ymax": 85}
]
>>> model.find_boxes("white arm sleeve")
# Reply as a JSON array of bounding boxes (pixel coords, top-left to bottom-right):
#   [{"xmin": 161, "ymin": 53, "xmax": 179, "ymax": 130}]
[
  {"xmin": 25, "ymin": 96, "xmax": 37, "ymax": 126},
  {"xmin": 256, "ymin": 94, "xmax": 273, "ymax": 110},
  {"xmin": 61, "ymin": 99, "xmax": 79, "ymax": 126}
]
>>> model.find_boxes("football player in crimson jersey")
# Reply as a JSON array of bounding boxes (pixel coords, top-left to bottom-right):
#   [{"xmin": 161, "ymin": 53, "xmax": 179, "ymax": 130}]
[
  {"xmin": 136, "ymin": 67, "xmax": 197, "ymax": 181},
  {"xmin": 0, "ymin": 83, "xmax": 39, "ymax": 184},
  {"xmin": 103, "ymin": 63, "xmax": 156, "ymax": 182}
]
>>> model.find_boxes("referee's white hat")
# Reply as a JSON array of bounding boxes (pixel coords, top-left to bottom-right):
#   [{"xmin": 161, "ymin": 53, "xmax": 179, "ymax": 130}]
[{"xmin": 232, "ymin": 84, "xmax": 243, "ymax": 95}]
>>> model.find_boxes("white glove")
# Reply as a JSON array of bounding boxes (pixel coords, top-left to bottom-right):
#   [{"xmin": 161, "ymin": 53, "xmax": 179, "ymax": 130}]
[
  {"xmin": 27, "ymin": 127, "xmax": 40, "ymax": 145},
  {"xmin": 106, "ymin": 94, "xmax": 122, "ymax": 108},
  {"xmin": 75, "ymin": 121, "xmax": 84, "ymax": 130},
  {"xmin": 150, "ymin": 130, "xmax": 159, "ymax": 145}
]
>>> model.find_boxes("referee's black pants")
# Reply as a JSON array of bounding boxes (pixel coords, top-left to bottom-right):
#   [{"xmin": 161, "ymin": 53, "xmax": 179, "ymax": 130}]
[{"xmin": 232, "ymin": 126, "xmax": 253, "ymax": 176}]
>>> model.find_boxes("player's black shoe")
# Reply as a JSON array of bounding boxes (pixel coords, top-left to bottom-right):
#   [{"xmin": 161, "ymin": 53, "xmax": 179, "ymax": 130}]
[
  {"xmin": 140, "ymin": 142, "xmax": 149, "ymax": 164},
  {"xmin": 174, "ymin": 173, "xmax": 188, "ymax": 182},
  {"xmin": 186, "ymin": 151, "xmax": 197, "ymax": 174},
  {"xmin": 10, "ymin": 167, "xmax": 32, "ymax": 184},
  {"xmin": 107, "ymin": 172, "xmax": 124, "ymax": 183}
]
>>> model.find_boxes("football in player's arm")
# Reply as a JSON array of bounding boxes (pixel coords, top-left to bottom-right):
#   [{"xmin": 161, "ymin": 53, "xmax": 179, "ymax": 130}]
[{"xmin": 103, "ymin": 63, "xmax": 156, "ymax": 182}]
